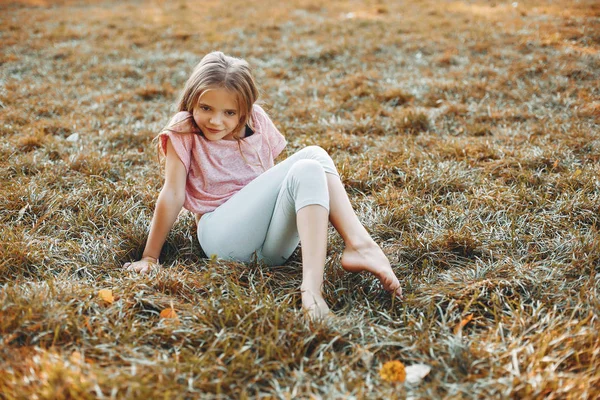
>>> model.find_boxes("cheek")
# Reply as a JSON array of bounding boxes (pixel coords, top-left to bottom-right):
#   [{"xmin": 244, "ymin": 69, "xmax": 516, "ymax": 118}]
[
  {"xmin": 192, "ymin": 112, "xmax": 204, "ymax": 125},
  {"xmin": 227, "ymin": 116, "xmax": 241, "ymax": 127}
]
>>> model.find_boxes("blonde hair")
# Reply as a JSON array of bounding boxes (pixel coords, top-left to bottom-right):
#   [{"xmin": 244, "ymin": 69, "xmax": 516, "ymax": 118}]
[
  {"xmin": 159, "ymin": 51, "xmax": 269, "ymax": 170},
  {"xmin": 176, "ymin": 51, "xmax": 258, "ymax": 134}
]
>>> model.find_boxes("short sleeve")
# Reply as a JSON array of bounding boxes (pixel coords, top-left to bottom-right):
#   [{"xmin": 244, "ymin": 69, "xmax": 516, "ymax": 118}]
[
  {"xmin": 253, "ymin": 104, "xmax": 286, "ymax": 158},
  {"xmin": 158, "ymin": 112, "xmax": 197, "ymax": 173}
]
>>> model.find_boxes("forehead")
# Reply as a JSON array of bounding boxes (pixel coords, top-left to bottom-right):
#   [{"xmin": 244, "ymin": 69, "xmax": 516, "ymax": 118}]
[{"xmin": 198, "ymin": 88, "xmax": 239, "ymax": 110}]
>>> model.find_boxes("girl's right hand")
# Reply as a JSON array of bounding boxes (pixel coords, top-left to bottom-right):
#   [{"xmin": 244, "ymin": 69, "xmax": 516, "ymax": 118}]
[{"xmin": 123, "ymin": 257, "xmax": 159, "ymax": 274}]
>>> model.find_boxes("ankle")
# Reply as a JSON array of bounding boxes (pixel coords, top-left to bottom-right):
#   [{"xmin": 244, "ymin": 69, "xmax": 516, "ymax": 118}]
[
  {"xmin": 300, "ymin": 285, "xmax": 323, "ymax": 296},
  {"xmin": 344, "ymin": 236, "xmax": 376, "ymax": 251}
]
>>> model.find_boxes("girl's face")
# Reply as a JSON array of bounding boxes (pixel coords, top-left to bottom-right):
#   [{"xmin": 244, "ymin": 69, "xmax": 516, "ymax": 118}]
[{"xmin": 193, "ymin": 88, "xmax": 242, "ymax": 141}]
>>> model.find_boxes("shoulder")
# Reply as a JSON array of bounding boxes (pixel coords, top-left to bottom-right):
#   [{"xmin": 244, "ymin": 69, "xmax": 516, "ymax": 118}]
[
  {"xmin": 162, "ymin": 111, "xmax": 199, "ymax": 135},
  {"xmin": 158, "ymin": 111, "xmax": 200, "ymax": 157},
  {"xmin": 252, "ymin": 103, "xmax": 270, "ymax": 120},
  {"xmin": 171, "ymin": 111, "xmax": 193, "ymax": 124},
  {"xmin": 252, "ymin": 103, "xmax": 266, "ymax": 114},
  {"xmin": 250, "ymin": 103, "xmax": 274, "ymax": 129}
]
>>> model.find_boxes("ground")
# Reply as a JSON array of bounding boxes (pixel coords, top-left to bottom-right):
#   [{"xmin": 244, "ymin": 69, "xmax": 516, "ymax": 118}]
[{"xmin": 0, "ymin": 0, "xmax": 599, "ymax": 398}]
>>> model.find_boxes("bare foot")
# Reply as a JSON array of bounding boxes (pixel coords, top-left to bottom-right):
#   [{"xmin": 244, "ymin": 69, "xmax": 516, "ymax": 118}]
[
  {"xmin": 341, "ymin": 241, "xmax": 403, "ymax": 298},
  {"xmin": 301, "ymin": 287, "xmax": 331, "ymax": 320}
]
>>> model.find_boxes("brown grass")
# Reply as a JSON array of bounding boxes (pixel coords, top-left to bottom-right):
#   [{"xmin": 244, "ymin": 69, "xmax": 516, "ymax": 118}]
[{"xmin": 1, "ymin": 0, "xmax": 599, "ymax": 398}]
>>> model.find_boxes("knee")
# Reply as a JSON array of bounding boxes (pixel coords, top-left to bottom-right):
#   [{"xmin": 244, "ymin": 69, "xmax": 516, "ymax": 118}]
[
  {"xmin": 288, "ymin": 159, "xmax": 325, "ymax": 180},
  {"xmin": 302, "ymin": 145, "xmax": 330, "ymax": 160},
  {"xmin": 286, "ymin": 159, "xmax": 330, "ymax": 211},
  {"xmin": 298, "ymin": 146, "xmax": 338, "ymax": 175}
]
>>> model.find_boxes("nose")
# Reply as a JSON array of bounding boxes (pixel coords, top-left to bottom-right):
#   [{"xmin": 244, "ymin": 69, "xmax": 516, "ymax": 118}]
[{"xmin": 209, "ymin": 113, "xmax": 222, "ymax": 126}]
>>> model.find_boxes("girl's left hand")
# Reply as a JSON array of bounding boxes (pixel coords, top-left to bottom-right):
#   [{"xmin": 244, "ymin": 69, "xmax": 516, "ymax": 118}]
[{"xmin": 123, "ymin": 257, "xmax": 159, "ymax": 274}]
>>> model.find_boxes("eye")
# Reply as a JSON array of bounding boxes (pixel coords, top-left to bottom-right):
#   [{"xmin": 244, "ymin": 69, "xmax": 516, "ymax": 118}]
[
  {"xmin": 200, "ymin": 105, "xmax": 211, "ymax": 111},
  {"xmin": 226, "ymin": 111, "xmax": 237, "ymax": 117}
]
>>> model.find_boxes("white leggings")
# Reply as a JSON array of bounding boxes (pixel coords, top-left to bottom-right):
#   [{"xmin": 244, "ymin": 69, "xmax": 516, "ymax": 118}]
[{"xmin": 197, "ymin": 146, "xmax": 339, "ymax": 266}]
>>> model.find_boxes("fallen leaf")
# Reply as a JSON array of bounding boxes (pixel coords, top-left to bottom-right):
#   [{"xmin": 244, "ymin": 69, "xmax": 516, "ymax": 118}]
[
  {"xmin": 98, "ymin": 289, "xmax": 114, "ymax": 304},
  {"xmin": 405, "ymin": 364, "xmax": 431, "ymax": 384},
  {"xmin": 379, "ymin": 360, "xmax": 406, "ymax": 382},
  {"xmin": 573, "ymin": 169, "xmax": 582, "ymax": 177},
  {"xmin": 454, "ymin": 314, "xmax": 474, "ymax": 335},
  {"xmin": 160, "ymin": 308, "xmax": 178, "ymax": 319},
  {"xmin": 70, "ymin": 351, "xmax": 83, "ymax": 365}
]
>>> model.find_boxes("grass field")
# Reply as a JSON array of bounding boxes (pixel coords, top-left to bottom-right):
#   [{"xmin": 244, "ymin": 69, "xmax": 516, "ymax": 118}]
[{"xmin": 1, "ymin": 0, "xmax": 599, "ymax": 398}]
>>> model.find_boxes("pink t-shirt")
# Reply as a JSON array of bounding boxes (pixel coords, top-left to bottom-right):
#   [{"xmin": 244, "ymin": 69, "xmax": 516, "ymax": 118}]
[{"xmin": 158, "ymin": 104, "xmax": 287, "ymax": 215}]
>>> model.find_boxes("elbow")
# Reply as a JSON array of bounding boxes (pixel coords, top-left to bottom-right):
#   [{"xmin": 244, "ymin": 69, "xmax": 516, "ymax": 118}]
[{"xmin": 159, "ymin": 187, "xmax": 186, "ymax": 208}]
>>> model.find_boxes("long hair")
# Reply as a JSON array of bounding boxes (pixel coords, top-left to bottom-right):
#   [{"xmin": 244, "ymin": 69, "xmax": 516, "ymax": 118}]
[
  {"xmin": 158, "ymin": 52, "xmax": 268, "ymax": 170},
  {"xmin": 176, "ymin": 51, "xmax": 259, "ymax": 135}
]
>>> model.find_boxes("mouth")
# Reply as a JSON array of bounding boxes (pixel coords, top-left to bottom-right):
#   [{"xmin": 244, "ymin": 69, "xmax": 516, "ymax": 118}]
[{"xmin": 205, "ymin": 127, "xmax": 223, "ymax": 134}]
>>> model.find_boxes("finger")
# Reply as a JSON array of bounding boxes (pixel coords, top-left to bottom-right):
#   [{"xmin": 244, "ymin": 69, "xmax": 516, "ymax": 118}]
[{"xmin": 123, "ymin": 262, "xmax": 131, "ymax": 268}]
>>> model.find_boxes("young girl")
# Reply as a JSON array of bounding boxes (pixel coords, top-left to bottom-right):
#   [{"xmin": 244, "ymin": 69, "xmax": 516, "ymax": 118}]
[{"xmin": 123, "ymin": 51, "xmax": 403, "ymax": 319}]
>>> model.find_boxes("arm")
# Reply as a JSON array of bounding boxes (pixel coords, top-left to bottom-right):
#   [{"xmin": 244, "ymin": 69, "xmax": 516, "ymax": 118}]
[{"xmin": 124, "ymin": 139, "xmax": 187, "ymax": 273}]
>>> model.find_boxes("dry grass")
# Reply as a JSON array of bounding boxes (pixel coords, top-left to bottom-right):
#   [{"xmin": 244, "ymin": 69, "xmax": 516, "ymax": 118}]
[{"xmin": 1, "ymin": 0, "xmax": 599, "ymax": 398}]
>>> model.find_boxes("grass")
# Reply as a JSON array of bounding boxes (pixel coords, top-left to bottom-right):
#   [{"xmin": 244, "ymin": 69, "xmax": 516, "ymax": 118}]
[{"xmin": 1, "ymin": 0, "xmax": 599, "ymax": 398}]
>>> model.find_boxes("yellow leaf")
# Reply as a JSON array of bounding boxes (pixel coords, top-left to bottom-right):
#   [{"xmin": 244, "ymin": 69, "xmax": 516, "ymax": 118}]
[
  {"xmin": 98, "ymin": 289, "xmax": 114, "ymax": 304},
  {"xmin": 573, "ymin": 169, "xmax": 582, "ymax": 177},
  {"xmin": 160, "ymin": 308, "xmax": 178, "ymax": 319},
  {"xmin": 454, "ymin": 314, "xmax": 474, "ymax": 335},
  {"xmin": 379, "ymin": 360, "xmax": 406, "ymax": 382},
  {"xmin": 70, "ymin": 351, "xmax": 83, "ymax": 365}
]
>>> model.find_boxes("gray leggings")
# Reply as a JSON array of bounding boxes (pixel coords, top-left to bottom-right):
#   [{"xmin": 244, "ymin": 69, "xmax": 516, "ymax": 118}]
[{"xmin": 197, "ymin": 146, "xmax": 339, "ymax": 266}]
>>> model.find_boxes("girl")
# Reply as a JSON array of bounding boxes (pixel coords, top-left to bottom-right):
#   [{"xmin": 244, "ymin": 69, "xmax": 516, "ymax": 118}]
[{"xmin": 123, "ymin": 51, "xmax": 403, "ymax": 319}]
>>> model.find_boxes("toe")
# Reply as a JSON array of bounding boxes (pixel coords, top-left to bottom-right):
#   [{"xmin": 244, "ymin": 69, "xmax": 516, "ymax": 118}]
[{"xmin": 395, "ymin": 286, "xmax": 403, "ymax": 298}]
